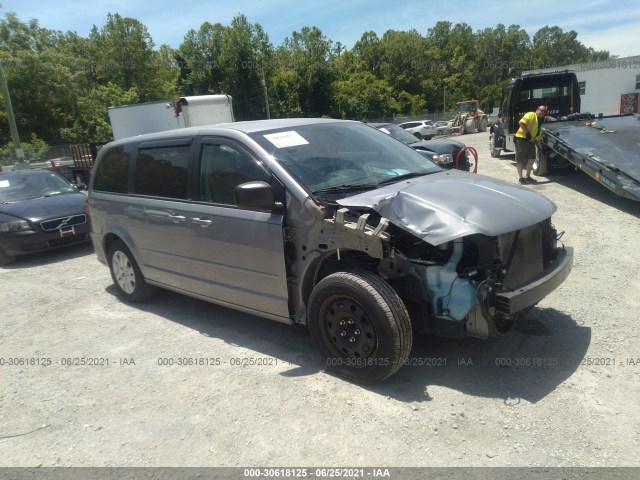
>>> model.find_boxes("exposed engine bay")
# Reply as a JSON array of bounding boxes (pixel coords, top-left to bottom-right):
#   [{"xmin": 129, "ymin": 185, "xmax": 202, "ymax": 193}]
[{"xmin": 316, "ymin": 206, "xmax": 570, "ymax": 339}]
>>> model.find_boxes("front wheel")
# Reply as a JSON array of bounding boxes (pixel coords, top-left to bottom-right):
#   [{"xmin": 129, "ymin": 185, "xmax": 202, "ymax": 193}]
[
  {"xmin": 308, "ymin": 269, "xmax": 412, "ymax": 384},
  {"xmin": 0, "ymin": 246, "xmax": 16, "ymax": 266},
  {"xmin": 108, "ymin": 240, "xmax": 156, "ymax": 302},
  {"xmin": 489, "ymin": 134, "xmax": 501, "ymax": 158},
  {"xmin": 533, "ymin": 145, "xmax": 549, "ymax": 176},
  {"xmin": 464, "ymin": 119, "xmax": 476, "ymax": 134}
]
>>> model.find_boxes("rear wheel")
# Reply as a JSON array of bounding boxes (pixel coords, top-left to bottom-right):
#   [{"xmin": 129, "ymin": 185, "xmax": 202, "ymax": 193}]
[
  {"xmin": 107, "ymin": 240, "xmax": 156, "ymax": 302},
  {"xmin": 308, "ymin": 269, "xmax": 412, "ymax": 384}
]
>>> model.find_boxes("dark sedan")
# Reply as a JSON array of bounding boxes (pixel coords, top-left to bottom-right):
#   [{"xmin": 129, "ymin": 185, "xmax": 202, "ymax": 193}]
[
  {"xmin": 370, "ymin": 122, "xmax": 471, "ymax": 171},
  {"xmin": 0, "ymin": 169, "xmax": 90, "ymax": 265}
]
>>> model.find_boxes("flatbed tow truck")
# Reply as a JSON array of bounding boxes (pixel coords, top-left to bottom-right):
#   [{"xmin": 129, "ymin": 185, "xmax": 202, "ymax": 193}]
[{"xmin": 490, "ymin": 70, "xmax": 640, "ymax": 201}]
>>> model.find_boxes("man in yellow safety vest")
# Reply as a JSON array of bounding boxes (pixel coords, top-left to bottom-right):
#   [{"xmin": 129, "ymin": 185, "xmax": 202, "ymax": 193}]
[{"xmin": 514, "ymin": 105, "xmax": 547, "ymax": 184}]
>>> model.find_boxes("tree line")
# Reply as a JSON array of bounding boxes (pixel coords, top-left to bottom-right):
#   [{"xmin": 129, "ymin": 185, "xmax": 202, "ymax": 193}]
[{"xmin": 0, "ymin": 11, "xmax": 610, "ymax": 162}]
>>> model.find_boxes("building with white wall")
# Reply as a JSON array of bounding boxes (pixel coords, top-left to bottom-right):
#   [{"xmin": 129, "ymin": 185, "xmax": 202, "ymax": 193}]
[{"xmin": 524, "ymin": 55, "xmax": 640, "ymax": 116}]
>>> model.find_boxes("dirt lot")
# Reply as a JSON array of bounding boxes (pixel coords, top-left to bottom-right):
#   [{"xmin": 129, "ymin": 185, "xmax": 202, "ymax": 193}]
[{"xmin": 1, "ymin": 131, "xmax": 640, "ymax": 470}]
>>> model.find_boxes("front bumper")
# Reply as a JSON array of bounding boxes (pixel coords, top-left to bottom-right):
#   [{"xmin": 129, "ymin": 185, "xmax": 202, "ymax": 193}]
[
  {"xmin": 495, "ymin": 247, "xmax": 573, "ymax": 315},
  {"xmin": 0, "ymin": 223, "xmax": 91, "ymax": 257}
]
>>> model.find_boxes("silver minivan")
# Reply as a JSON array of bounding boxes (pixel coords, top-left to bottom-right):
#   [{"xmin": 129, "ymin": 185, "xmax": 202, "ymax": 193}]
[{"xmin": 89, "ymin": 118, "xmax": 573, "ymax": 383}]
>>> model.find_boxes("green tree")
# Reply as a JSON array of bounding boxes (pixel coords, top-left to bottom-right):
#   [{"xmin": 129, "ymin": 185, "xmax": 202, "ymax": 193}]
[
  {"xmin": 351, "ymin": 31, "xmax": 383, "ymax": 74},
  {"xmin": 60, "ymin": 82, "xmax": 139, "ymax": 143},
  {"xmin": 530, "ymin": 25, "xmax": 608, "ymax": 69},
  {"xmin": 333, "ymin": 71, "xmax": 396, "ymax": 120},
  {"xmin": 278, "ymin": 26, "xmax": 334, "ymax": 117},
  {"xmin": 1, "ymin": 14, "xmax": 72, "ymax": 144},
  {"xmin": 176, "ymin": 21, "xmax": 226, "ymax": 95},
  {"xmin": 216, "ymin": 15, "xmax": 272, "ymax": 120},
  {"xmin": 88, "ymin": 13, "xmax": 157, "ymax": 100}
]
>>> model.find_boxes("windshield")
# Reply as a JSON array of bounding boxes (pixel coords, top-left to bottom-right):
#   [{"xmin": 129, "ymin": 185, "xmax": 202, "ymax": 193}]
[
  {"xmin": 249, "ymin": 121, "xmax": 441, "ymax": 199},
  {"xmin": 374, "ymin": 124, "xmax": 422, "ymax": 145},
  {"xmin": 458, "ymin": 102, "xmax": 476, "ymax": 113},
  {"xmin": 0, "ymin": 171, "xmax": 75, "ymax": 203}
]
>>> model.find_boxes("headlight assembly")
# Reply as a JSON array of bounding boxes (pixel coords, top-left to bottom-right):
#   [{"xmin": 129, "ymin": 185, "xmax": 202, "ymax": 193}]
[
  {"xmin": 432, "ymin": 154, "xmax": 453, "ymax": 164},
  {"xmin": 0, "ymin": 220, "xmax": 31, "ymax": 232}
]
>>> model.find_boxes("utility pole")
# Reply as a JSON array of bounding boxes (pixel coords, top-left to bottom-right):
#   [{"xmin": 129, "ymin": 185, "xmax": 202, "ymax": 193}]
[
  {"xmin": 443, "ymin": 85, "xmax": 447, "ymax": 115},
  {"xmin": 0, "ymin": 58, "xmax": 25, "ymax": 164},
  {"xmin": 260, "ymin": 68, "xmax": 270, "ymax": 120}
]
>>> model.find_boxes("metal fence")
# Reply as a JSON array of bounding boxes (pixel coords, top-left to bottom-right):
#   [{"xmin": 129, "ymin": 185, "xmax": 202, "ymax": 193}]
[
  {"xmin": 0, "ymin": 144, "xmax": 76, "ymax": 168},
  {"xmin": 358, "ymin": 111, "xmax": 456, "ymax": 125}
]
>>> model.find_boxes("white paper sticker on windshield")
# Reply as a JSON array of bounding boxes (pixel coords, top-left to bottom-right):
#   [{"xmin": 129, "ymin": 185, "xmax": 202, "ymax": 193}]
[
  {"xmin": 0, "ymin": 180, "xmax": 9, "ymax": 188},
  {"xmin": 378, "ymin": 128, "xmax": 390, "ymax": 135},
  {"xmin": 263, "ymin": 131, "xmax": 309, "ymax": 148}
]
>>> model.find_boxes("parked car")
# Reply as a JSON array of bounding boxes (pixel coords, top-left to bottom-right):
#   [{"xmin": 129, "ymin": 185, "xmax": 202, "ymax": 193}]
[
  {"xmin": 89, "ymin": 118, "xmax": 573, "ymax": 384},
  {"xmin": 434, "ymin": 121, "xmax": 450, "ymax": 135},
  {"xmin": 398, "ymin": 120, "xmax": 437, "ymax": 139},
  {"xmin": 370, "ymin": 122, "xmax": 470, "ymax": 171},
  {"xmin": 0, "ymin": 169, "xmax": 90, "ymax": 265}
]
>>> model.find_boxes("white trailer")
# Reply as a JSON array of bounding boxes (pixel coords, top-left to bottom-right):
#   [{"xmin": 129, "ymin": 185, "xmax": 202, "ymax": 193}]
[{"xmin": 108, "ymin": 94, "xmax": 234, "ymax": 141}]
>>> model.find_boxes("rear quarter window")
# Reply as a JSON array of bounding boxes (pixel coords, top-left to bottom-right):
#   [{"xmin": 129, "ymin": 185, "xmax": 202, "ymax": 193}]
[{"xmin": 93, "ymin": 146, "xmax": 130, "ymax": 193}]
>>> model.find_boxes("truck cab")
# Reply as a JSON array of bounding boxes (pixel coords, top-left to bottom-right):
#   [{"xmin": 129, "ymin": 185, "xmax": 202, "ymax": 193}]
[{"xmin": 490, "ymin": 71, "xmax": 581, "ymax": 157}]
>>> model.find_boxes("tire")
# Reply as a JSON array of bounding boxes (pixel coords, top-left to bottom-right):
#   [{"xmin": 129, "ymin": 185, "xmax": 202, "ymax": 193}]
[
  {"xmin": 533, "ymin": 145, "xmax": 549, "ymax": 176},
  {"xmin": 107, "ymin": 240, "xmax": 156, "ymax": 302},
  {"xmin": 479, "ymin": 118, "xmax": 488, "ymax": 132},
  {"xmin": 307, "ymin": 269, "xmax": 412, "ymax": 384},
  {"xmin": 464, "ymin": 119, "xmax": 475, "ymax": 134},
  {"xmin": 489, "ymin": 133, "xmax": 501, "ymax": 158},
  {"xmin": 0, "ymin": 246, "xmax": 16, "ymax": 266}
]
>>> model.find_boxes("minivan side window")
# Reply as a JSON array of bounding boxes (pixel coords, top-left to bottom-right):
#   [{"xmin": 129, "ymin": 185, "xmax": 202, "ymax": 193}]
[
  {"xmin": 199, "ymin": 144, "xmax": 270, "ymax": 205},
  {"xmin": 93, "ymin": 146, "xmax": 129, "ymax": 193},
  {"xmin": 135, "ymin": 145, "xmax": 190, "ymax": 199}
]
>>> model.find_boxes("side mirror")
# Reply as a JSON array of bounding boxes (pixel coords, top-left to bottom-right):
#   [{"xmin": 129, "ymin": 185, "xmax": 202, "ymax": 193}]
[{"xmin": 235, "ymin": 181, "xmax": 277, "ymax": 210}]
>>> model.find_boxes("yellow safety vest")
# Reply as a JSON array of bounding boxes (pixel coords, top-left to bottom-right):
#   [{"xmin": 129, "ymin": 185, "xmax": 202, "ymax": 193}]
[{"xmin": 515, "ymin": 112, "xmax": 542, "ymax": 141}]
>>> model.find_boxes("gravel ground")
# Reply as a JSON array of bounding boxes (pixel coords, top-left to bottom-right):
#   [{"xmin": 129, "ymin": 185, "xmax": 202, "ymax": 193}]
[{"xmin": 1, "ymin": 131, "xmax": 639, "ymax": 470}]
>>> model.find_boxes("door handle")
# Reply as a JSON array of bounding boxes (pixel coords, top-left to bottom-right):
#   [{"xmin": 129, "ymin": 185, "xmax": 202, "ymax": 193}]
[
  {"xmin": 169, "ymin": 215, "xmax": 186, "ymax": 223},
  {"xmin": 191, "ymin": 217, "xmax": 212, "ymax": 227}
]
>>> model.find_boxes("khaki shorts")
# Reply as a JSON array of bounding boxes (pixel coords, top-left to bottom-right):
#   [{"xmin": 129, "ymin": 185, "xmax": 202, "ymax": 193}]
[{"xmin": 514, "ymin": 138, "xmax": 536, "ymax": 165}]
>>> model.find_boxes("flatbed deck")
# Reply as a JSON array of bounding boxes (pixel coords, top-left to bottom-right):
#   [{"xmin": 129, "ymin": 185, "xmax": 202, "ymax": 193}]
[{"xmin": 543, "ymin": 115, "xmax": 640, "ymax": 201}]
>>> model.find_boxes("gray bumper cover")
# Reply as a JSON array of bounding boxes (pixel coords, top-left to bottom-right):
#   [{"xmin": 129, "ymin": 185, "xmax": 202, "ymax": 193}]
[{"xmin": 495, "ymin": 247, "xmax": 573, "ymax": 315}]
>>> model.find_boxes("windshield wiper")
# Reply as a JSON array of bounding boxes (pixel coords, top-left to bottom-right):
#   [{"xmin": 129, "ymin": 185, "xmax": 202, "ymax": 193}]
[
  {"xmin": 312, "ymin": 183, "xmax": 378, "ymax": 195},
  {"xmin": 376, "ymin": 172, "xmax": 432, "ymax": 186}
]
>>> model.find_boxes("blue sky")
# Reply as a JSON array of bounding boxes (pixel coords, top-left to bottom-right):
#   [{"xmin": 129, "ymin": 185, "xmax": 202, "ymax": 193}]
[{"xmin": 2, "ymin": 0, "xmax": 639, "ymax": 58}]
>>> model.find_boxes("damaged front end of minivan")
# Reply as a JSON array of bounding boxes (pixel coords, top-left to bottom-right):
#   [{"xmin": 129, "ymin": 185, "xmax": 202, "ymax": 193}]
[{"xmin": 297, "ymin": 173, "xmax": 573, "ymax": 341}]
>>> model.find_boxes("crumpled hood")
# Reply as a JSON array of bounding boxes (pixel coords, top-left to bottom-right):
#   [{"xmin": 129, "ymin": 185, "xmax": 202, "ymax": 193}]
[
  {"xmin": 337, "ymin": 170, "xmax": 557, "ymax": 246},
  {"xmin": 0, "ymin": 193, "xmax": 86, "ymax": 223}
]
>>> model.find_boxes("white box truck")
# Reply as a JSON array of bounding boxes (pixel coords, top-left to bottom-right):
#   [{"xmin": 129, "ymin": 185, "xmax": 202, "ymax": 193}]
[{"xmin": 108, "ymin": 94, "xmax": 234, "ymax": 141}]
